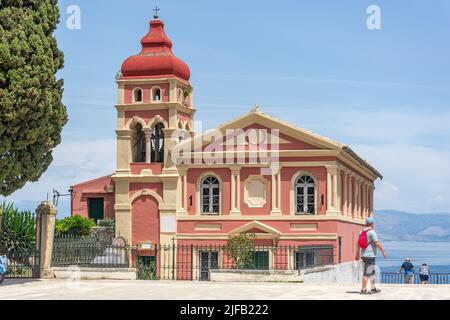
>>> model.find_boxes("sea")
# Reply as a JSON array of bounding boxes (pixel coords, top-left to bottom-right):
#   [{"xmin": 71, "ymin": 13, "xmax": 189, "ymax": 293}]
[{"xmin": 379, "ymin": 241, "xmax": 450, "ymax": 273}]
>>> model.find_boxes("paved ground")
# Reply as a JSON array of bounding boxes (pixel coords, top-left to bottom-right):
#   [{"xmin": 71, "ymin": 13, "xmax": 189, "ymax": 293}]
[{"xmin": 1, "ymin": 279, "xmax": 450, "ymax": 300}]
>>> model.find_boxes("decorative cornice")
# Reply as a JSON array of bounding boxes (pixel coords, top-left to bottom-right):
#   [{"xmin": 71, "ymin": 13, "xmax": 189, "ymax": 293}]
[
  {"xmin": 176, "ymin": 215, "xmax": 365, "ymax": 225},
  {"xmin": 115, "ymin": 102, "xmax": 196, "ymax": 116}
]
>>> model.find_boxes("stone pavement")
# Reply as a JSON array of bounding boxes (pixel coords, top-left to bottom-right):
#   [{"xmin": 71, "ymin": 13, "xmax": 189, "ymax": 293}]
[{"xmin": 0, "ymin": 279, "xmax": 449, "ymax": 300}]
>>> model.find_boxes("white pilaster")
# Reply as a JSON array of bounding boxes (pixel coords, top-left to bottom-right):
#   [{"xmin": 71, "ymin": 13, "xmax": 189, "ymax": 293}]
[
  {"xmin": 270, "ymin": 167, "xmax": 282, "ymax": 216},
  {"xmin": 325, "ymin": 165, "xmax": 341, "ymax": 216},
  {"xmin": 230, "ymin": 166, "xmax": 241, "ymax": 216}
]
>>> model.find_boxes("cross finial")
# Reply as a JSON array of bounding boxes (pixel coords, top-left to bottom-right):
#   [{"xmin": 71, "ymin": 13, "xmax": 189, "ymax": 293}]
[
  {"xmin": 251, "ymin": 104, "xmax": 261, "ymax": 113},
  {"xmin": 153, "ymin": 6, "xmax": 160, "ymax": 19}
]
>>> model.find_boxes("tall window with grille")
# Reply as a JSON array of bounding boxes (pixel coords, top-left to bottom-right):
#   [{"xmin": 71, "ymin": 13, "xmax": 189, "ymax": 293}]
[
  {"xmin": 201, "ymin": 176, "xmax": 220, "ymax": 215},
  {"xmin": 295, "ymin": 175, "xmax": 316, "ymax": 214}
]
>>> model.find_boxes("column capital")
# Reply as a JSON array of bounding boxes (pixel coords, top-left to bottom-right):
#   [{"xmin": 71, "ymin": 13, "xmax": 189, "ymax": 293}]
[
  {"xmin": 177, "ymin": 166, "xmax": 188, "ymax": 175},
  {"xmin": 230, "ymin": 165, "xmax": 242, "ymax": 175},
  {"xmin": 143, "ymin": 128, "xmax": 152, "ymax": 138},
  {"xmin": 116, "ymin": 129, "xmax": 133, "ymax": 138},
  {"xmin": 325, "ymin": 164, "xmax": 338, "ymax": 174}
]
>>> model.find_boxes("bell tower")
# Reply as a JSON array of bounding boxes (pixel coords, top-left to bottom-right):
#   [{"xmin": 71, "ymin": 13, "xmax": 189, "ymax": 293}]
[
  {"xmin": 113, "ymin": 12, "xmax": 195, "ymax": 244},
  {"xmin": 116, "ymin": 14, "xmax": 195, "ymax": 173}
]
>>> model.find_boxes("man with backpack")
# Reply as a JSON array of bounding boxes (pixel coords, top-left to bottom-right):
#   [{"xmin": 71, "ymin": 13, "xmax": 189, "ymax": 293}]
[{"xmin": 355, "ymin": 217, "xmax": 387, "ymax": 295}]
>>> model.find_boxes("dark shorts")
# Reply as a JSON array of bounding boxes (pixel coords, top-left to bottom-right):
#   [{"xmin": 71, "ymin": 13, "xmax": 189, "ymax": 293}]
[
  {"xmin": 361, "ymin": 257, "xmax": 376, "ymax": 277},
  {"xmin": 420, "ymin": 275, "xmax": 429, "ymax": 282}
]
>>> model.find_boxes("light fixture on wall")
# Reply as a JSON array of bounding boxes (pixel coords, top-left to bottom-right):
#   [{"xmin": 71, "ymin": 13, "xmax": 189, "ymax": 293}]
[{"xmin": 189, "ymin": 195, "xmax": 193, "ymax": 207}]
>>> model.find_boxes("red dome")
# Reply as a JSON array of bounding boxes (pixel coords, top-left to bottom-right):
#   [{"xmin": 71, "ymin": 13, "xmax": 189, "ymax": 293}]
[{"xmin": 121, "ymin": 19, "xmax": 190, "ymax": 81}]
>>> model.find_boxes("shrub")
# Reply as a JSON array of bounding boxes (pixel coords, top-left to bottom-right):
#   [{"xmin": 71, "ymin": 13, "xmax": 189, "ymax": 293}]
[
  {"xmin": 55, "ymin": 215, "xmax": 96, "ymax": 237},
  {"xmin": 225, "ymin": 233, "xmax": 256, "ymax": 269},
  {"xmin": 98, "ymin": 218, "xmax": 115, "ymax": 230},
  {"xmin": 0, "ymin": 202, "xmax": 36, "ymax": 257}
]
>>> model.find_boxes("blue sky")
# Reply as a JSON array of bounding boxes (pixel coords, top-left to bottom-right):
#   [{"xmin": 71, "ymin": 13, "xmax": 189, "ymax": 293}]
[{"xmin": 4, "ymin": 0, "xmax": 450, "ymax": 215}]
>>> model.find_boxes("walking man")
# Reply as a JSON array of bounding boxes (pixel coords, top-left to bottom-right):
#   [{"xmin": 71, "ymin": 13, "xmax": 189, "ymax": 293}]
[
  {"xmin": 398, "ymin": 258, "xmax": 416, "ymax": 284},
  {"xmin": 355, "ymin": 217, "xmax": 388, "ymax": 295}
]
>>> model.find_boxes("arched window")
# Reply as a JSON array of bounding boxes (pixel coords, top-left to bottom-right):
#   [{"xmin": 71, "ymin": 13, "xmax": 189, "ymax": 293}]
[
  {"xmin": 134, "ymin": 88, "xmax": 143, "ymax": 103},
  {"xmin": 201, "ymin": 176, "xmax": 220, "ymax": 214},
  {"xmin": 152, "ymin": 87, "xmax": 161, "ymax": 102},
  {"xmin": 132, "ymin": 123, "xmax": 146, "ymax": 162},
  {"xmin": 151, "ymin": 122, "xmax": 165, "ymax": 163},
  {"xmin": 295, "ymin": 175, "xmax": 316, "ymax": 214}
]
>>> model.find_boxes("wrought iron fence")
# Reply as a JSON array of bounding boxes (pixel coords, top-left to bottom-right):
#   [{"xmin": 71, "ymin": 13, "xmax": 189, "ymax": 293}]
[
  {"xmin": 52, "ymin": 235, "xmax": 129, "ymax": 268},
  {"xmin": 3, "ymin": 251, "xmax": 40, "ymax": 279},
  {"xmin": 133, "ymin": 244, "xmax": 335, "ymax": 281},
  {"xmin": 381, "ymin": 272, "xmax": 450, "ymax": 285},
  {"xmin": 1, "ymin": 208, "xmax": 41, "ymax": 279}
]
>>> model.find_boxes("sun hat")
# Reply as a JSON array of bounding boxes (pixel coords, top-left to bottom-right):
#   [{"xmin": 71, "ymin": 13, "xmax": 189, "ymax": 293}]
[{"xmin": 365, "ymin": 217, "xmax": 376, "ymax": 226}]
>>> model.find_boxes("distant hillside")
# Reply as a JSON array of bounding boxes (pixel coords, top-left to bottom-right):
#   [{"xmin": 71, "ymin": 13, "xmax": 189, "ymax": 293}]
[
  {"xmin": 375, "ymin": 210, "xmax": 450, "ymax": 242},
  {"xmin": 12, "ymin": 199, "xmax": 71, "ymax": 218}
]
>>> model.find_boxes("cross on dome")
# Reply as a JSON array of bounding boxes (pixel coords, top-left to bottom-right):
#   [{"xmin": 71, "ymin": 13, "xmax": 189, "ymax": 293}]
[{"xmin": 153, "ymin": 6, "xmax": 160, "ymax": 19}]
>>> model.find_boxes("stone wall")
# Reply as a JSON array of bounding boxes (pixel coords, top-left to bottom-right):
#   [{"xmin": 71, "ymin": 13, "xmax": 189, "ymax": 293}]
[
  {"xmin": 210, "ymin": 269, "xmax": 302, "ymax": 283},
  {"xmin": 53, "ymin": 267, "xmax": 137, "ymax": 280},
  {"xmin": 301, "ymin": 261, "xmax": 363, "ymax": 284}
]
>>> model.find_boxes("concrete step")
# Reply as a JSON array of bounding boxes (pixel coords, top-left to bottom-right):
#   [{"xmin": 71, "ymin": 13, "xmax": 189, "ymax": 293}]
[{"xmin": 210, "ymin": 269, "xmax": 302, "ymax": 283}]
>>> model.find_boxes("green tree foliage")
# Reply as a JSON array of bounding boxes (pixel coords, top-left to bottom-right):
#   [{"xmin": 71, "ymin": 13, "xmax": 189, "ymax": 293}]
[
  {"xmin": 0, "ymin": 0, "xmax": 67, "ymax": 196},
  {"xmin": 0, "ymin": 202, "xmax": 36, "ymax": 256},
  {"xmin": 55, "ymin": 215, "xmax": 96, "ymax": 237},
  {"xmin": 225, "ymin": 233, "xmax": 256, "ymax": 269}
]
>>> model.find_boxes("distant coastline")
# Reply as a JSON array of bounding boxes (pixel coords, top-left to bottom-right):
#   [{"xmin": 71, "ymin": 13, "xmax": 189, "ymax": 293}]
[
  {"xmin": 378, "ymin": 240, "xmax": 450, "ymax": 273},
  {"xmin": 375, "ymin": 210, "xmax": 450, "ymax": 242}
]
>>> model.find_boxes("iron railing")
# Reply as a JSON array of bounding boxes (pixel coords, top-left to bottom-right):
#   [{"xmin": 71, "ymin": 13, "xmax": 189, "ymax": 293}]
[
  {"xmin": 381, "ymin": 272, "xmax": 450, "ymax": 285},
  {"xmin": 4, "ymin": 251, "xmax": 40, "ymax": 279},
  {"xmin": 133, "ymin": 244, "xmax": 335, "ymax": 281},
  {"xmin": 52, "ymin": 235, "xmax": 129, "ymax": 268}
]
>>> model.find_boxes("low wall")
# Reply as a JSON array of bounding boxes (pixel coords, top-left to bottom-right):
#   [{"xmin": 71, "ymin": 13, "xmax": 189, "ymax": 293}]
[
  {"xmin": 210, "ymin": 269, "xmax": 302, "ymax": 283},
  {"xmin": 52, "ymin": 267, "xmax": 137, "ymax": 280},
  {"xmin": 301, "ymin": 261, "xmax": 363, "ymax": 284}
]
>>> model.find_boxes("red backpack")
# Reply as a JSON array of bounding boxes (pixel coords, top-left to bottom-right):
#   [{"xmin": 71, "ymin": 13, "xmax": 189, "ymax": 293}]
[{"xmin": 358, "ymin": 229, "xmax": 369, "ymax": 249}]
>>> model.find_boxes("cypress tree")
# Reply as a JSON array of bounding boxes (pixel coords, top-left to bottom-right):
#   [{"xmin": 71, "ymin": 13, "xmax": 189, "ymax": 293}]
[{"xmin": 0, "ymin": 0, "xmax": 67, "ymax": 196}]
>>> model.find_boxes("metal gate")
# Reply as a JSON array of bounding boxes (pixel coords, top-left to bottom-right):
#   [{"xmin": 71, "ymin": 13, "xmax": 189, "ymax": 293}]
[
  {"xmin": 3, "ymin": 211, "xmax": 41, "ymax": 279},
  {"xmin": 199, "ymin": 251, "xmax": 219, "ymax": 281}
]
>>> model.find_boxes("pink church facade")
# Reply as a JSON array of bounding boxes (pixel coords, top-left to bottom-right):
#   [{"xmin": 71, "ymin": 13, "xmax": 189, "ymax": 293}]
[{"xmin": 71, "ymin": 17, "xmax": 382, "ymax": 267}]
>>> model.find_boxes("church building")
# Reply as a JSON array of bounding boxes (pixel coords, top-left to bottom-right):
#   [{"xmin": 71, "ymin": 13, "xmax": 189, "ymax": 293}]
[{"xmin": 71, "ymin": 14, "xmax": 382, "ymax": 269}]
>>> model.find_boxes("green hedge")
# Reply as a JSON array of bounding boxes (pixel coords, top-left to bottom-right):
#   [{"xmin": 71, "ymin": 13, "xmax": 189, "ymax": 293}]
[{"xmin": 55, "ymin": 215, "xmax": 96, "ymax": 237}]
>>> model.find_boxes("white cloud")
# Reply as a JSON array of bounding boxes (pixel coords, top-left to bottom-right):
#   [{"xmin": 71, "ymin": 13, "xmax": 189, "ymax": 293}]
[
  {"xmin": 354, "ymin": 143, "xmax": 450, "ymax": 213},
  {"xmin": 4, "ymin": 102, "xmax": 450, "ymax": 214},
  {"xmin": 6, "ymin": 138, "xmax": 116, "ymax": 202}
]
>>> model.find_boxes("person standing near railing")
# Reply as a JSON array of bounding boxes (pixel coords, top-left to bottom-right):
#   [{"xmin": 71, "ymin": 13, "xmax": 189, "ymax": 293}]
[
  {"xmin": 355, "ymin": 217, "xmax": 388, "ymax": 295},
  {"xmin": 419, "ymin": 263, "xmax": 430, "ymax": 285},
  {"xmin": 398, "ymin": 258, "xmax": 416, "ymax": 284}
]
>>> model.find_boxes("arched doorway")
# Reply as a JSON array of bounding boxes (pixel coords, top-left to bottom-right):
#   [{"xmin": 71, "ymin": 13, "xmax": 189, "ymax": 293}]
[{"xmin": 131, "ymin": 195, "xmax": 160, "ymax": 246}]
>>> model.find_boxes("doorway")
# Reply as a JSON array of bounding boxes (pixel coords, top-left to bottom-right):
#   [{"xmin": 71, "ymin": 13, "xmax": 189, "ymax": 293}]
[
  {"xmin": 88, "ymin": 198, "xmax": 104, "ymax": 223},
  {"xmin": 199, "ymin": 251, "xmax": 218, "ymax": 281}
]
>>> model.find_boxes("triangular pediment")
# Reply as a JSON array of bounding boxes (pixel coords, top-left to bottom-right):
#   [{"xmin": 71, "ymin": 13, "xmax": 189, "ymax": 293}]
[
  {"xmin": 173, "ymin": 108, "xmax": 382, "ymax": 180},
  {"xmin": 177, "ymin": 108, "xmax": 344, "ymax": 154},
  {"xmin": 229, "ymin": 221, "xmax": 281, "ymax": 238}
]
